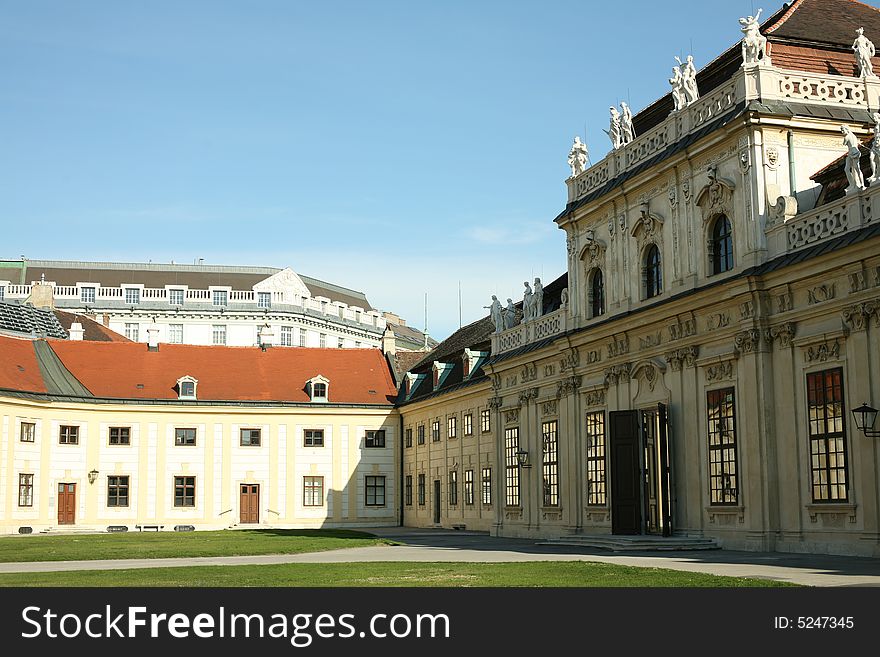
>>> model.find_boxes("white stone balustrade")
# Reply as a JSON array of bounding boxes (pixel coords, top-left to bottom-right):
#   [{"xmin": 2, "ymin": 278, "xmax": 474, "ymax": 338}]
[
  {"xmin": 766, "ymin": 183, "xmax": 877, "ymax": 256},
  {"xmin": 491, "ymin": 307, "xmax": 567, "ymax": 355},
  {"xmin": 566, "ymin": 65, "xmax": 880, "ymax": 204}
]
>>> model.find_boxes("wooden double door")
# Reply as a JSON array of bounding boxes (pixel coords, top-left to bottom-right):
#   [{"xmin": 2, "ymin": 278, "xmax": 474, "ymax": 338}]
[
  {"xmin": 57, "ymin": 483, "xmax": 76, "ymax": 525},
  {"xmin": 240, "ymin": 484, "xmax": 260, "ymax": 524},
  {"xmin": 609, "ymin": 405, "xmax": 672, "ymax": 536}
]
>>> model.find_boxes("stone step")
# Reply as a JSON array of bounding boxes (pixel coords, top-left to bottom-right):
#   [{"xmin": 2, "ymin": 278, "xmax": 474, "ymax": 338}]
[{"xmin": 538, "ymin": 535, "xmax": 720, "ymax": 552}]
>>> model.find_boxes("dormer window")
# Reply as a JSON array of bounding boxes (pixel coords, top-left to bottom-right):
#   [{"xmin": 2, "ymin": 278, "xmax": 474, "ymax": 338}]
[
  {"xmin": 307, "ymin": 375, "xmax": 330, "ymax": 402},
  {"xmin": 177, "ymin": 376, "xmax": 198, "ymax": 400},
  {"xmin": 432, "ymin": 361, "xmax": 453, "ymax": 391}
]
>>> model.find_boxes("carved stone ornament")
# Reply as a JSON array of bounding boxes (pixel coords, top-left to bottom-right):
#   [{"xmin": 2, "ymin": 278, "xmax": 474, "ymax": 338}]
[
  {"xmin": 578, "ymin": 238, "xmax": 607, "ymax": 269},
  {"xmin": 765, "ymin": 322, "xmax": 796, "ymax": 349},
  {"xmin": 518, "ymin": 388, "xmax": 539, "ymax": 406},
  {"xmin": 734, "ymin": 329, "xmax": 762, "ymax": 354},
  {"xmin": 668, "ymin": 317, "xmax": 697, "ymax": 341},
  {"xmin": 803, "ymin": 340, "xmax": 841, "ymax": 363},
  {"xmin": 668, "ymin": 183, "xmax": 678, "ymax": 208},
  {"xmin": 738, "ymin": 148, "xmax": 751, "ymax": 174},
  {"xmin": 631, "ymin": 360, "xmax": 666, "ymax": 393},
  {"xmin": 768, "ymin": 195, "xmax": 798, "ymax": 225},
  {"xmin": 607, "ymin": 335, "xmax": 630, "ymax": 358},
  {"xmin": 665, "ymin": 346, "xmax": 698, "ymax": 371},
  {"xmin": 603, "ymin": 363, "xmax": 631, "ymax": 386},
  {"xmin": 705, "ymin": 312, "xmax": 730, "ymax": 331},
  {"xmin": 487, "ymin": 396, "xmax": 503, "ymax": 410},
  {"xmin": 504, "ymin": 408, "xmax": 519, "ymax": 424},
  {"xmin": 520, "ymin": 363, "xmax": 537, "ymax": 383},
  {"xmin": 556, "ymin": 375, "xmax": 582, "ymax": 398},
  {"xmin": 842, "ymin": 299, "xmax": 880, "ymax": 331},
  {"xmin": 560, "ymin": 350, "xmax": 580, "ymax": 372},
  {"xmin": 541, "ymin": 400, "xmax": 558, "ymax": 416},
  {"xmin": 807, "ymin": 284, "xmax": 835, "ymax": 305},
  {"xmin": 630, "ymin": 202, "xmax": 665, "ymax": 247},
  {"xmin": 583, "ymin": 388, "xmax": 606, "ymax": 407},
  {"xmin": 763, "ymin": 146, "xmax": 779, "ymax": 170},
  {"xmin": 705, "ymin": 360, "xmax": 734, "ymax": 382},
  {"xmin": 695, "ymin": 164, "xmax": 736, "ymax": 224}
]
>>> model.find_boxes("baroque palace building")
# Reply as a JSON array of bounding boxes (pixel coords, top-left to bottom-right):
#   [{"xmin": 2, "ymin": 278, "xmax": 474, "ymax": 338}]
[
  {"xmin": 400, "ymin": 0, "xmax": 880, "ymax": 556},
  {"xmin": 0, "ymin": 258, "xmax": 435, "ymax": 352}
]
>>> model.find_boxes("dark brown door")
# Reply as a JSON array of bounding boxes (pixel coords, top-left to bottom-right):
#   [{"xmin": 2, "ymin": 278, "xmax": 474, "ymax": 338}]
[
  {"xmin": 657, "ymin": 403, "xmax": 672, "ymax": 537},
  {"xmin": 433, "ymin": 480, "xmax": 441, "ymax": 524},
  {"xmin": 57, "ymin": 483, "xmax": 76, "ymax": 525},
  {"xmin": 641, "ymin": 410, "xmax": 660, "ymax": 534},
  {"xmin": 240, "ymin": 484, "xmax": 259, "ymax": 524},
  {"xmin": 609, "ymin": 411, "xmax": 641, "ymax": 535}
]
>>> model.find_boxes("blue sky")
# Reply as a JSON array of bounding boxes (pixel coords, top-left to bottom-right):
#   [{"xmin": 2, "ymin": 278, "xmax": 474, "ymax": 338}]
[{"xmin": 0, "ymin": 0, "xmax": 766, "ymax": 340}]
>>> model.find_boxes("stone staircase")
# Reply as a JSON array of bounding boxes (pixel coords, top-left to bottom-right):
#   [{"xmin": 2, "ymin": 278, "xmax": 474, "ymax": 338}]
[{"xmin": 538, "ymin": 535, "xmax": 720, "ymax": 552}]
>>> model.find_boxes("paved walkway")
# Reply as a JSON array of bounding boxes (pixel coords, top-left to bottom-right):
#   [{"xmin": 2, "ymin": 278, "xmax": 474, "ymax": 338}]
[{"xmin": 1, "ymin": 527, "xmax": 879, "ymax": 587}]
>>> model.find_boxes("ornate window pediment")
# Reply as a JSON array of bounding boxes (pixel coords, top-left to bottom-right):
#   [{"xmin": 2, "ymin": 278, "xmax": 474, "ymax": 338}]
[
  {"xmin": 578, "ymin": 237, "xmax": 607, "ymax": 268},
  {"xmin": 695, "ymin": 164, "xmax": 736, "ymax": 224},
  {"xmin": 630, "ymin": 202, "xmax": 664, "ymax": 247},
  {"xmin": 307, "ymin": 374, "xmax": 330, "ymax": 402},
  {"xmin": 176, "ymin": 375, "xmax": 198, "ymax": 400}
]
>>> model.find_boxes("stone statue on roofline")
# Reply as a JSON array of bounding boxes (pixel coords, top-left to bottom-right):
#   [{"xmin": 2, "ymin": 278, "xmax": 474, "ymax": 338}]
[
  {"xmin": 504, "ymin": 298, "xmax": 518, "ymax": 329},
  {"xmin": 675, "ymin": 55, "xmax": 699, "ymax": 105},
  {"xmin": 485, "ymin": 295, "xmax": 503, "ymax": 333},
  {"xmin": 669, "ymin": 66, "xmax": 685, "ymax": 112},
  {"xmin": 840, "ymin": 124, "xmax": 866, "ymax": 194},
  {"xmin": 533, "ymin": 277, "xmax": 544, "ymax": 319},
  {"xmin": 522, "ymin": 281, "xmax": 535, "ymax": 320},
  {"xmin": 739, "ymin": 9, "xmax": 769, "ymax": 66},
  {"xmin": 620, "ymin": 102, "xmax": 635, "ymax": 145},
  {"xmin": 568, "ymin": 136, "xmax": 588, "ymax": 177},
  {"xmin": 853, "ymin": 27, "xmax": 876, "ymax": 78},
  {"xmin": 604, "ymin": 106, "xmax": 622, "ymax": 150},
  {"xmin": 868, "ymin": 113, "xmax": 880, "ymax": 184}
]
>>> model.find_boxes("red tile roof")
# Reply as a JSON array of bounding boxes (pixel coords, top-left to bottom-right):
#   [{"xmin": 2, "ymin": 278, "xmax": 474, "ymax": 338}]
[
  {"xmin": 46, "ymin": 341, "xmax": 397, "ymax": 404},
  {"xmin": 53, "ymin": 311, "xmax": 131, "ymax": 342},
  {"xmin": 0, "ymin": 335, "xmax": 46, "ymax": 393}
]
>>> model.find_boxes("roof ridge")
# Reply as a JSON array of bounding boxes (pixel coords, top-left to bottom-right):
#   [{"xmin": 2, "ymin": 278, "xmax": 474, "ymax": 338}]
[{"xmin": 764, "ymin": 0, "xmax": 807, "ymax": 35}]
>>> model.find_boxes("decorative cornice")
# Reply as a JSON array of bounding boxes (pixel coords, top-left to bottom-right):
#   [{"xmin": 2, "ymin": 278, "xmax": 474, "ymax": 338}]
[
  {"xmin": 559, "ymin": 349, "xmax": 580, "ymax": 372},
  {"xmin": 519, "ymin": 387, "xmax": 539, "ymax": 405},
  {"xmin": 603, "ymin": 363, "xmax": 631, "ymax": 386},
  {"xmin": 842, "ymin": 299, "xmax": 880, "ymax": 331},
  {"xmin": 733, "ymin": 329, "xmax": 762, "ymax": 354},
  {"xmin": 556, "ymin": 375, "xmax": 582, "ymax": 398},
  {"xmin": 803, "ymin": 339, "xmax": 841, "ymax": 363}
]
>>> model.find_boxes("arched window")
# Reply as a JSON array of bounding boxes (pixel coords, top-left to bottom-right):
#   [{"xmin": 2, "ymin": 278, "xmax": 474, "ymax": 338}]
[
  {"xmin": 590, "ymin": 269, "xmax": 605, "ymax": 318},
  {"xmin": 645, "ymin": 245, "xmax": 662, "ymax": 299},
  {"xmin": 711, "ymin": 215, "xmax": 733, "ymax": 275}
]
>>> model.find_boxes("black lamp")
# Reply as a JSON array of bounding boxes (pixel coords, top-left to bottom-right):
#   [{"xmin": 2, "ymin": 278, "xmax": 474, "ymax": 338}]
[{"xmin": 851, "ymin": 403, "xmax": 880, "ymax": 438}]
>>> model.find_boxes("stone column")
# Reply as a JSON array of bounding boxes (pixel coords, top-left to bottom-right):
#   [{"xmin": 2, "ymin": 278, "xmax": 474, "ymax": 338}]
[{"xmin": 489, "ymin": 395, "xmax": 504, "ymax": 537}]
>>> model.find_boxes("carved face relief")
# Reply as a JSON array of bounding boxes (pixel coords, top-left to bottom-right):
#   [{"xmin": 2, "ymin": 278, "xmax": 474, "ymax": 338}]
[
  {"xmin": 764, "ymin": 146, "xmax": 778, "ymax": 170},
  {"xmin": 739, "ymin": 149, "xmax": 751, "ymax": 173},
  {"xmin": 668, "ymin": 184, "xmax": 677, "ymax": 207},
  {"xmin": 682, "ymin": 180, "xmax": 691, "ymax": 201}
]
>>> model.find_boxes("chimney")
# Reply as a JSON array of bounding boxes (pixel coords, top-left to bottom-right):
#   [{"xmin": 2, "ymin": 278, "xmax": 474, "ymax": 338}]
[
  {"xmin": 146, "ymin": 321, "xmax": 160, "ymax": 352},
  {"xmin": 69, "ymin": 321, "xmax": 85, "ymax": 341},
  {"xmin": 258, "ymin": 323, "xmax": 274, "ymax": 351},
  {"xmin": 28, "ymin": 275, "xmax": 55, "ymax": 310},
  {"xmin": 381, "ymin": 326, "xmax": 396, "ymax": 356}
]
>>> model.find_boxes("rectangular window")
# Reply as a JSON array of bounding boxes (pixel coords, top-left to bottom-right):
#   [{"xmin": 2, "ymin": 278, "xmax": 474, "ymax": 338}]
[
  {"xmin": 0, "ymin": 285, "xmax": 5, "ymax": 300},
  {"xmin": 707, "ymin": 388, "xmax": 739, "ymax": 505},
  {"xmin": 299, "ymin": 328, "xmax": 307, "ymax": 347},
  {"xmin": 365, "ymin": 429, "xmax": 385, "ymax": 448},
  {"xmin": 304, "ymin": 429, "xmax": 324, "ymax": 447},
  {"xmin": 212, "ymin": 290, "xmax": 228, "ymax": 306},
  {"xmin": 405, "ymin": 427, "xmax": 412, "ymax": 448},
  {"xmin": 449, "ymin": 470, "xmax": 458, "ymax": 505},
  {"xmin": 168, "ymin": 323, "xmax": 183, "ymax": 344},
  {"xmin": 174, "ymin": 476, "xmax": 195, "ymax": 507},
  {"xmin": 240, "ymin": 428, "xmax": 262, "ymax": 446},
  {"xmin": 303, "ymin": 476, "xmax": 324, "ymax": 506},
  {"xmin": 168, "ymin": 288, "xmax": 184, "ymax": 305},
  {"xmin": 505, "ymin": 427, "xmax": 520, "ymax": 507},
  {"xmin": 405, "ymin": 475, "xmax": 413, "ymax": 506},
  {"xmin": 212, "ymin": 324, "xmax": 226, "ymax": 345},
  {"xmin": 124, "ymin": 323, "xmax": 139, "ymax": 341},
  {"xmin": 585, "ymin": 411, "xmax": 607, "ymax": 506},
  {"xmin": 480, "ymin": 409, "xmax": 491, "ymax": 433},
  {"xmin": 18, "ymin": 474, "xmax": 33, "ymax": 507},
  {"xmin": 431, "ymin": 420, "xmax": 440, "ymax": 442},
  {"xmin": 463, "ymin": 413, "xmax": 473, "ymax": 436},
  {"xmin": 417, "ymin": 425, "xmax": 425, "ymax": 445},
  {"xmin": 258, "ymin": 292, "xmax": 271, "ymax": 309},
  {"xmin": 280, "ymin": 326, "xmax": 293, "ymax": 346},
  {"xmin": 175, "ymin": 427, "xmax": 197, "ymax": 446},
  {"xmin": 337, "ymin": 337, "xmax": 344, "ymax": 349},
  {"xmin": 109, "ymin": 426, "xmax": 131, "ymax": 446},
  {"xmin": 807, "ymin": 368, "xmax": 849, "ymax": 502},
  {"xmin": 481, "ymin": 467, "xmax": 492, "ymax": 506},
  {"xmin": 418, "ymin": 474, "xmax": 426, "ymax": 505},
  {"xmin": 464, "ymin": 469, "xmax": 475, "ymax": 505},
  {"xmin": 365, "ymin": 475, "xmax": 386, "ymax": 507},
  {"xmin": 20, "ymin": 422, "xmax": 35, "ymax": 443},
  {"xmin": 107, "ymin": 475, "xmax": 129, "ymax": 507},
  {"xmin": 542, "ymin": 420, "xmax": 559, "ymax": 507},
  {"xmin": 125, "ymin": 287, "xmax": 140, "ymax": 304},
  {"xmin": 319, "ymin": 333, "xmax": 327, "ymax": 348},
  {"xmin": 447, "ymin": 416, "xmax": 457, "ymax": 439},
  {"xmin": 80, "ymin": 286, "xmax": 95, "ymax": 303},
  {"xmin": 59, "ymin": 425, "xmax": 79, "ymax": 445}
]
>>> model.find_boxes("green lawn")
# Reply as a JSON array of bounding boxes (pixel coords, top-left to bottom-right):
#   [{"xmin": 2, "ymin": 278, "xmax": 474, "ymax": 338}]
[
  {"xmin": 0, "ymin": 529, "xmax": 388, "ymax": 562},
  {"xmin": 0, "ymin": 561, "xmax": 793, "ymax": 587}
]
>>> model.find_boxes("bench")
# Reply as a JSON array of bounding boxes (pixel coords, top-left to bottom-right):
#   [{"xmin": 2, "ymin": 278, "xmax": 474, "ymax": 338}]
[{"xmin": 135, "ymin": 524, "xmax": 164, "ymax": 532}]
